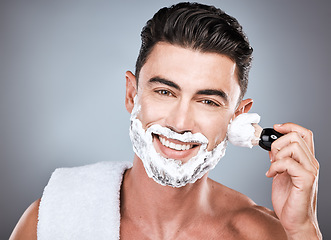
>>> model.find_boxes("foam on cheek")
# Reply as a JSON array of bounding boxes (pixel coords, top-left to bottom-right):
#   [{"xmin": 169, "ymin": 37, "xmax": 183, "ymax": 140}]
[{"xmin": 227, "ymin": 113, "xmax": 261, "ymax": 148}]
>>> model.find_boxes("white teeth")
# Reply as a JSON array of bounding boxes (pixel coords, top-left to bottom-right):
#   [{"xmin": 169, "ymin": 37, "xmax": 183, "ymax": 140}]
[{"xmin": 159, "ymin": 136, "xmax": 192, "ymax": 151}]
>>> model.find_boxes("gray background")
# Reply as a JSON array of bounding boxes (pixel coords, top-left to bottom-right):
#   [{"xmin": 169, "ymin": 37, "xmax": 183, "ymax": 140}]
[{"xmin": 1, "ymin": 0, "xmax": 330, "ymax": 238}]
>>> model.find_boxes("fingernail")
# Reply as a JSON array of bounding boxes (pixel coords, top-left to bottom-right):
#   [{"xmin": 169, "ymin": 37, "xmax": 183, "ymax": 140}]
[
  {"xmin": 275, "ymin": 124, "xmax": 282, "ymax": 127},
  {"xmin": 265, "ymin": 170, "xmax": 269, "ymax": 176}
]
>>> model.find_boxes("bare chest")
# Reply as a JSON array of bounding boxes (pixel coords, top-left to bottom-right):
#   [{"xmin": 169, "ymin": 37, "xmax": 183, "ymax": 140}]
[{"xmin": 120, "ymin": 217, "xmax": 244, "ymax": 240}]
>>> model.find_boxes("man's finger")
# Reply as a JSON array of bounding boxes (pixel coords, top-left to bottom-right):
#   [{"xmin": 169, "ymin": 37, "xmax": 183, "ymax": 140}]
[{"xmin": 273, "ymin": 123, "xmax": 314, "ymax": 155}]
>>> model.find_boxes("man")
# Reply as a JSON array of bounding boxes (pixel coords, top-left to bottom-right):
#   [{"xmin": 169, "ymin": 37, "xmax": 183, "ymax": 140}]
[{"xmin": 11, "ymin": 2, "xmax": 321, "ymax": 239}]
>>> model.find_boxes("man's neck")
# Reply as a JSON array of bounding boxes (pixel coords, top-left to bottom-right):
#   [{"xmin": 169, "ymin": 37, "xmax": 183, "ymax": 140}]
[{"xmin": 120, "ymin": 155, "xmax": 211, "ymax": 237}]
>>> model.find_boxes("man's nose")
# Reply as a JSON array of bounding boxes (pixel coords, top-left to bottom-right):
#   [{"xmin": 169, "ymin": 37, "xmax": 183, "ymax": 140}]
[{"xmin": 165, "ymin": 100, "xmax": 195, "ymax": 134}]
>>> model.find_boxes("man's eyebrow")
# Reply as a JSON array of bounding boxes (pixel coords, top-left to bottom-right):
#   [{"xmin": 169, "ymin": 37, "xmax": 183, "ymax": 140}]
[
  {"xmin": 148, "ymin": 77, "xmax": 181, "ymax": 90},
  {"xmin": 196, "ymin": 89, "xmax": 229, "ymax": 102}
]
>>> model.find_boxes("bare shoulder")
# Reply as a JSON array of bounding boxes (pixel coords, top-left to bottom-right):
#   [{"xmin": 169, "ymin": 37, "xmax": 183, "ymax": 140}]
[
  {"xmin": 231, "ymin": 204, "xmax": 287, "ymax": 239},
  {"xmin": 10, "ymin": 198, "xmax": 40, "ymax": 240},
  {"xmin": 208, "ymin": 179, "xmax": 287, "ymax": 240}
]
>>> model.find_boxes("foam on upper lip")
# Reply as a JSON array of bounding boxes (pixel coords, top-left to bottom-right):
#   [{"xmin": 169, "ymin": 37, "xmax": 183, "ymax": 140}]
[{"xmin": 147, "ymin": 124, "xmax": 208, "ymax": 145}]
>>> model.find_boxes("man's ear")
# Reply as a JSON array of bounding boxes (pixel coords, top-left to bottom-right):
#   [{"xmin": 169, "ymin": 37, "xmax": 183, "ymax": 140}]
[
  {"xmin": 233, "ymin": 98, "xmax": 253, "ymax": 119},
  {"xmin": 125, "ymin": 71, "xmax": 137, "ymax": 114}
]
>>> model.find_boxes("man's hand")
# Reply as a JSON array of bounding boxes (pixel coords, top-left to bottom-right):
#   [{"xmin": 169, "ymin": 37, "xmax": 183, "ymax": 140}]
[{"xmin": 265, "ymin": 123, "xmax": 322, "ymax": 239}]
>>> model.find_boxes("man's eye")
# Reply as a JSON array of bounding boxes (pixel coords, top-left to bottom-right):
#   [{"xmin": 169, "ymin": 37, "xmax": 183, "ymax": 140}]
[
  {"xmin": 201, "ymin": 99, "xmax": 220, "ymax": 107},
  {"xmin": 157, "ymin": 90, "xmax": 173, "ymax": 96}
]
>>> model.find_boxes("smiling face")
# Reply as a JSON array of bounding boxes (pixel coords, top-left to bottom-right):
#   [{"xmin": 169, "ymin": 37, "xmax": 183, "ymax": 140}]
[{"xmin": 126, "ymin": 42, "xmax": 251, "ymax": 163}]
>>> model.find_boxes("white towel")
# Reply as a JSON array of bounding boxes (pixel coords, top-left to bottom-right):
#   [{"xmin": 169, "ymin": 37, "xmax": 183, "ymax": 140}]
[{"xmin": 37, "ymin": 161, "xmax": 132, "ymax": 240}]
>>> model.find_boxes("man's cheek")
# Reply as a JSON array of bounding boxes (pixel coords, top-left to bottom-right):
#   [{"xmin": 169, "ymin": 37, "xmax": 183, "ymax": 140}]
[
  {"xmin": 207, "ymin": 130, "xmax": 228, "ymax": 151},
  {"xmin": 141, "ymin": 105, "xmax": 167, "ymax": 123}
]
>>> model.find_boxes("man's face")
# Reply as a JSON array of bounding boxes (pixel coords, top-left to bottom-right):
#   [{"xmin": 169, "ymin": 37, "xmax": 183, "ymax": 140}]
[{"xmin": 127, "ymin": 42, "xmax": 242, "ymax": 163}]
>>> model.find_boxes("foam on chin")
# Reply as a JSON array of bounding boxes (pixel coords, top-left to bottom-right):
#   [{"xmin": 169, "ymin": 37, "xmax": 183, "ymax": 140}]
[{"xmin": 129, "ymin": 96, "xmax": 227, "ymax": 188}]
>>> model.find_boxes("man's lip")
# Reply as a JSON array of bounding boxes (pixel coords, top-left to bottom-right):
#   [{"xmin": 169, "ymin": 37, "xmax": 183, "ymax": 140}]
[
  {"xmin": 154, "ymin": 134, "xmax": 199, "ymax": 146},
  {"xmin": 153, "ymin": 134, "xmax": 200, "ymax": 160}
]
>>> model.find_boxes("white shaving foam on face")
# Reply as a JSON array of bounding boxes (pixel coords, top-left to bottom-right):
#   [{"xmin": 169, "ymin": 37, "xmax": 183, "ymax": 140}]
[
  {"xmin": 129, "ymin": 96, "xmax": 227, "ymax": 188},
  {"xmin": 227, "ymin": 113, "xmax": 261, "ymax": 148}
]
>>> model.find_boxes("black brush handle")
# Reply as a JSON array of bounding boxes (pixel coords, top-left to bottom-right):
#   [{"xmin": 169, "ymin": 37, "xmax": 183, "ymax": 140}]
[{"xmin": 259, "ymin": 128, "xmax": 284, "ymax": 151}]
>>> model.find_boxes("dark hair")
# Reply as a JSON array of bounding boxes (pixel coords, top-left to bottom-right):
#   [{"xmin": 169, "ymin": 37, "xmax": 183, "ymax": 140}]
[{"xmin": 135, "ymin": 2, "xmax": 253, "ymax": 101}]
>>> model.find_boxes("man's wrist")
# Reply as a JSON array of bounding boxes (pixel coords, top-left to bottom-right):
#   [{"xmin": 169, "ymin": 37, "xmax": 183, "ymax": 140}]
[{"xmin": 286, "ymin": 220, "xmax": 322, "ymax": 240}]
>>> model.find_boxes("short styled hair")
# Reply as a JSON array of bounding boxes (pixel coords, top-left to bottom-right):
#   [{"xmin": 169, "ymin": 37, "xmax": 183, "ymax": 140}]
[{"xmin": 135, "ymin": 2, "xmax": 253, "ymax": 101}]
